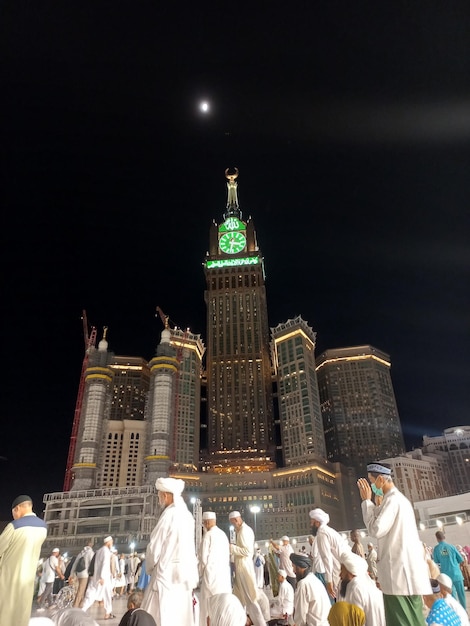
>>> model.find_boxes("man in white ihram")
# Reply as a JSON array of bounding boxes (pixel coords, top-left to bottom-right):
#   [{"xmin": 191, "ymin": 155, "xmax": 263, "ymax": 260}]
[
  {"xmin": 229, "ymin": 510, "xmax": 266, "ymax": 626},
  {"xmin": 81, "ymin": 535, "xmax": 114, "ymax": 620},
  {"xmin": 339, "ymin": 550, "xmax": 385, "ymax": 626},
  {"xmin": 198, "ymin": 511, "xmax": 232, "ymax": 626},
  {"xmin": 141, "ymin": 477, "xmax": 198, "ymax": 626},
  {"xmin": 309, "ymin": 507, "xmax": 349, "ymax": 600}
]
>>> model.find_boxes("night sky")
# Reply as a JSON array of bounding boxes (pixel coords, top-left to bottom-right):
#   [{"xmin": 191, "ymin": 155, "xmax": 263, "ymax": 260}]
[{"xmin": 1, "ymin": 3, "xmax": 469, "ymax": 520}]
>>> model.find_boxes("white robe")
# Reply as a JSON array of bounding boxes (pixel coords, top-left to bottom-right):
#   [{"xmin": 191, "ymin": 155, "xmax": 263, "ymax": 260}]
[
  {"xmin": 253, "ymin": 552, "xmax": 265, "ymax": 588},
  {"xmin": 231, "ymin": 522, "xmax": 265, "ymax": 626},
  {"xmin": 315, "ymin": 524, "xmax": 349, "ymax": 590},
  {"xmin": 141, "ymin": 496, "xmax": 198, "ymax": 626},
  {"xmin": 361, "ymin": 487, "xmax": 432, "ymax": 596},
  {"xmin": 344, "ymin": 573, "xmax": 386, "ymax": 626},
  {"xmin": 0, "ymin": 513, "xmax": 47, "ymax": 626},
  {"xmin": 82, "ymin": 545, "xmax": 113, "ymax": 614},
  {"xmin": 198, "ymin": 525, "xmax": 232, "ymax": 626},
  {"xmin": 293, "ymin": 572, "xmax": 330, "ymax": 626},
  {"xmin": 271, "ymin": 579, "xmax": 294, "ymax": 618}
]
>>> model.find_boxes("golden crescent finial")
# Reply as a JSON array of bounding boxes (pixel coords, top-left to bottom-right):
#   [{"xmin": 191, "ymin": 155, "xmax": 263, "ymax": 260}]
[{"xmin": 225, "ymin": 167, "xmax": 239, "ymax": 181}]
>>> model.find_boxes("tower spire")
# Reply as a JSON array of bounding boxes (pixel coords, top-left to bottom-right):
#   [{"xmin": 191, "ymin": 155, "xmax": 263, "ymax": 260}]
[{"xmin": 224, "ymin": 167, "xmax": 241, "ymax": 219}]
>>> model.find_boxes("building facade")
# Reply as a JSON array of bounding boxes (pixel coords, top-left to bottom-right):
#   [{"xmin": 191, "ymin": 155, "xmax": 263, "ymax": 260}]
[
  {"xmin": 271, "ymin": 316, "xmax": 327, "ymax": 466},
  {"xmin": 316, "ymin": 345, "xmax": 405, "ymax": 475},
  {"xmin": 422, "ymin": 426, "xmax": 470, "ymax": 494},
  {"xmin": 203, "ymin": 169, "xmax": 275, "ymax": 469}
]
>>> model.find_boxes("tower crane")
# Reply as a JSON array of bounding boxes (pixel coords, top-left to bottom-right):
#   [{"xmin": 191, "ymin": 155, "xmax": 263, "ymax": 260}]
[
  {"xmin": 63, "ymin": 310, "xmax": 97, "ymax": 491},
  {"xmin": 155, "ymin": 306, "xmax": 189, "ymax": 465}
]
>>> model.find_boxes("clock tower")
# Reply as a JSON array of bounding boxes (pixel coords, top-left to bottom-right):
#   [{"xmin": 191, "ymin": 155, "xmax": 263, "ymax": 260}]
[{"xmin": 204, "ymin": 169, "xmax": 275, "ymax": 470}]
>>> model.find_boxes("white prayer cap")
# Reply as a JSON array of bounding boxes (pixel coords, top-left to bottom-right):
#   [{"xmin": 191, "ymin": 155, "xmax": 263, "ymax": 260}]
[
  {"xmin": 309, "ymin": 508, "xmax": 330, "ymax": 524},
  {"xmin": 278, "ymin": 569, "xmax": 287, "ymax": 578},
  {"xmin": 155, "ymin": 477, "xmax": 185, "ymax": 495},
  {"xmin": 367, "ymin": 542, "xmax": 374, "ymax": 547},
  {"xmin": 281, "ymin": 535, "xmax": 289, "ymax": 541},
  {"xmin": 103, "ymin": 536, "xmax": 113, "ymax": 543},
  {"xmin": 437, "ymin": 573, "xmax": 453, "ymax": 589},
  {"xmin": 203, "ymin": 511, "xmax": 216, "ymax": 520},
  {"xmin": 366, "ymin": 462, "xmax": 392, "ymax": 475},
  {"xmin": 229, "ymin": 510, "xmax": 241, "ymax": 519},
  {"xmin": 340, "ymin": 550, "xmax": 368, "ymax": 576},
  {"xmin": 52, "ymin": 547, "xmax": 60, "ymax": 553}
]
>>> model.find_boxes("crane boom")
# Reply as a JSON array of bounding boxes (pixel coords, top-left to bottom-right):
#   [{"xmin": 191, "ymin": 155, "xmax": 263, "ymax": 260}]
[{"xmin": 63, "ymin": 310, "xmax": 97, "ymax": 491}]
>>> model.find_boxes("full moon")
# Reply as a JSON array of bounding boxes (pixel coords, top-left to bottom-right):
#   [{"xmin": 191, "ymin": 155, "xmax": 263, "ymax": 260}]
[{"xmin": 199, "ymin": 101, "xmax": 210, "ymax": 113}]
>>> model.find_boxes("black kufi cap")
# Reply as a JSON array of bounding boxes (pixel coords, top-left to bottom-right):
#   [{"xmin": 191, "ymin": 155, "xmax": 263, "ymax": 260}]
[
  {"xmin": 12, "ymin": 495, "xmax": 32, "ymax": 509},
  {"xmin": 290, "ymin": 553, "xmax": 311, "ymax": 569}
]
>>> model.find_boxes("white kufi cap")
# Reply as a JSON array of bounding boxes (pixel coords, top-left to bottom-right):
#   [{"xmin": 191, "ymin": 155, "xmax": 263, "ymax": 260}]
[
  {"xmin": 202, "ymin": 511, "xmax": 216, "ymax": 520},
  {"xmin": 229, "ymin": 511, "xmax": 241, "ymax": 519},
  {"xmin": 437, "ymin": 573, "xmax": 453, "ymax": 589}
]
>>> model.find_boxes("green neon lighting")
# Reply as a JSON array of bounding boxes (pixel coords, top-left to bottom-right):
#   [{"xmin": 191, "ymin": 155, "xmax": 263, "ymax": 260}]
[
  {"xmin": 219, "ymin": 217, "xmax": 246, "ymax": 233},
  {"xmin": 206, "ymin": 256, "xmax": 260, "ymax": 269}
]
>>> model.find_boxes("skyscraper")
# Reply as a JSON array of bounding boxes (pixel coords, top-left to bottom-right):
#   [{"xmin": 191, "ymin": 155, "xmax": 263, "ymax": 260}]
[
  {"xmin": 316, "ymin": 345, "xmax": 405, "ymax": 473},
  {"xmin": 204, "ymin": 168, "xmax": 275, "ymax": 470},
  {"xmin": 271, "ymin": 316, "xmax": 326, "ymax": 466}
]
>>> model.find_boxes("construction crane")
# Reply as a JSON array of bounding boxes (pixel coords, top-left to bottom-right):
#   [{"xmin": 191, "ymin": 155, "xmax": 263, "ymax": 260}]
[
  {"xmin": 155, "ymin": 306, "xmax": 189, "ymax": 464},
  {"xmin": 63, "ymin": 310, "xmax": 97, "ymax": 491}
]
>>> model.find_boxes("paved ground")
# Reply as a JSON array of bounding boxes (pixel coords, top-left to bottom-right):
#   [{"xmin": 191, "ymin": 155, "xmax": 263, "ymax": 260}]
[{"xmin": 31, "ymin": 594, "xmax": 128, "ymax": 625}]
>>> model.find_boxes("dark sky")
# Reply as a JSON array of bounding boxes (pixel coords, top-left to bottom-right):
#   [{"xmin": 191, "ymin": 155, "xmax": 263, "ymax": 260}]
[{"xmin": 1, "ymin": 3, "xmax": 469, "ymax": 520}]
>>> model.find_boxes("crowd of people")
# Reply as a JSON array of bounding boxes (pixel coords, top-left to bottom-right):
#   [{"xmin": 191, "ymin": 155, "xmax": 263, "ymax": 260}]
[{"xmin": 2, "ymin": 463, "xmax": 470, "ymax": 626}]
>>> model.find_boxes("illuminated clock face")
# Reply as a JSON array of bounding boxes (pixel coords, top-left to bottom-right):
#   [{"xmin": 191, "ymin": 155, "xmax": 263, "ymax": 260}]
[{"xmin": 219, "ymin": 231, "xmax": 247, "ymax": 254}]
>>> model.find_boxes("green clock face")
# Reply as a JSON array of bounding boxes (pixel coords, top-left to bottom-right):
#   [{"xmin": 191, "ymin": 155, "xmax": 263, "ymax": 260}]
[{"xmin": 219, "ymin": 231, "xmax": 247, "ymax": 254}]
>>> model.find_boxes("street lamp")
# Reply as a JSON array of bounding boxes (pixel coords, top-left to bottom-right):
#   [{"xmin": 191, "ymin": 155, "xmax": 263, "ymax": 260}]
[{"xmin": 250, "ymin": 505, "xmax": 261, "ymax": 537}]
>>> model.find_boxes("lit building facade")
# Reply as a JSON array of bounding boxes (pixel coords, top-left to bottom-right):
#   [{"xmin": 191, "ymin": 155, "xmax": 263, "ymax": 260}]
[
  {"xmin": 379, "ymin": 449, "xmax": 448, "ymax": 504},
  {"xmin": 271, "ymin": 316, "xmax": 326, "ymax": 465},
  {"xmin": 316, "ymin": 345, "xmax": 405, "ymax": 474},
  {"xmin": 204, "ymin": 169, "xmax": 275, "ymax": 469},
  {"xmin": 422, "ymin": 426, "xmax": 470, "ymax": 494}
]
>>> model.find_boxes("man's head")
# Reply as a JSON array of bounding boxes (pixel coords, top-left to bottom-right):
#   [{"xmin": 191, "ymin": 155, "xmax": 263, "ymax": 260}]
[
  {"xmin": 350, "ymin": 529, "xmax": 360, "ymax": 543},
  {"xmin": 11, "ymin": 495, "xmax": 33, "ymax": 520},
  {"xmin": 307, "ymin": 534, "xmax": 314, "ymax": 546},
  {"xmin": 203, "ymin": 511, "xmax": 217, "ymax": 531},
  {"xmin": 127, "ymin": 590, "xmax": 144, "ymax": 610},
  {"xmin": 423, "ymin": 579, "xmax": 442, "ymax": 609},
  {"xmin": 103, "ymin": 535, "xmax": 113, "ymax": 548},
  {"xmin": 52, "ymin": 548, "xmax": 60, "ymax": 556},
  {"xmin": 435, "ymin": 531, "xmax": 445, "ymax": 542},
  {"xmin": 281, "ymin": 535, "xmax": 290, "ymax": 545},
  {"xmin": 309, "ymin": 508, "xmax": 329, "ymax": 535},
  {"xmin": 290, "ymin": 553, "xmax": 311, "ymax": 581},
  {"xmin": 339, "ymin": 551, "xmax": 368, "ymax": 597},
  {"xmin": 155, "ymin": 477, "xmax": 185, "ymax": 508},
  {"xmin": 437, "ymin": 573, "xmax": 452, "ymax": 597},
  {"xmin": 278, "ymin": 568, "xmax": 287, "ymax": 583},
  {"xmin": 366, "ymin": 462, "xmax": 392, "ymax": 495},
  {"xmin": 228, "ymin": 511, "xmax": 243, "ymax": 531},
  {"xmin": 367, "ymin": 542, "xmax": 374, "ymax": 552}
]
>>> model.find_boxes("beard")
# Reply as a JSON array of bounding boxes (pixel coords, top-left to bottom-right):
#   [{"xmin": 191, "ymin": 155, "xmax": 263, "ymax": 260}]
[
  {"xmin": 295, "ymin": 567, "xmax": 311, "ymax": 581},
  {"xmin": 311, "ymin": 525, "xmax": 318, "ymax": 536},
  {"xmin": 340, "ymin": 579, "xmax": 350, "ymax": 598}
]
